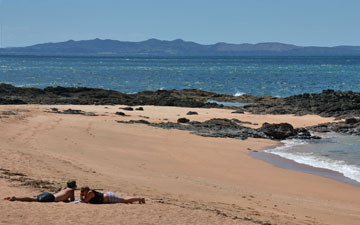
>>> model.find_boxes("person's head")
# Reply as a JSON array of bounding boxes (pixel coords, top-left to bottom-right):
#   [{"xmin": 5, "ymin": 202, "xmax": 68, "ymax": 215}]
[
  {"xmin": 66, "ymin": 180, "xmax": 77, "ymax": 189},
  {"xmin": 80, "ymin": 186, "xmax": 90, "ymax": 197}
]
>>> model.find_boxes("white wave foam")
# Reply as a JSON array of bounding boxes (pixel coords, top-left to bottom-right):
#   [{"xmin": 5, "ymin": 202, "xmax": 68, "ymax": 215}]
[
  {"xmin": 234, "ymin": 91, "xmax": 245, "ymax": 96},
  {"xmin": 265, "ymin": 140, "xmax": 360, "ymax": 183},
  {"xmin": 265, "ymin": 139, "xmax": 307, "ymax": 152},
  {"xmin": 281, "ymin": 139, "xmax": 307, "ymax": 146}
]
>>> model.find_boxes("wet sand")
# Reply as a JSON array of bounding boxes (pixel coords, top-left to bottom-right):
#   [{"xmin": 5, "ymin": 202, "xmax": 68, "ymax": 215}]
[{"xmin": 0, "ymin": 105, "xmax": 359, "ymax": 225}]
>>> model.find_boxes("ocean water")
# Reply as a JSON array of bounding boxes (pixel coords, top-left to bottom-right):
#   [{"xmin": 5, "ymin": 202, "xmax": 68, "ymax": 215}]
[
  {"xmin": 0, "ymin": 55, "xmax": 360, "ymax": 96},
  {"xmin": 1, "ymin": 54, "xmax": 360, "ymax": 183}
]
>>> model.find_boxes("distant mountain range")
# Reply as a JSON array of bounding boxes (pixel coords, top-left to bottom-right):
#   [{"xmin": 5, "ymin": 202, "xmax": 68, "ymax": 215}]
[{"xmin": 1, "ymin": 38, "xmax": 360, "ymax": 55}]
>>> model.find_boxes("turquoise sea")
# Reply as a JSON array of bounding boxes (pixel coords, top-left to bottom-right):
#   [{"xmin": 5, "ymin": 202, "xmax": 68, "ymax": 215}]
[{"xmin": 1, "ymin": 54, "xmax": 360, "ymax": 184}]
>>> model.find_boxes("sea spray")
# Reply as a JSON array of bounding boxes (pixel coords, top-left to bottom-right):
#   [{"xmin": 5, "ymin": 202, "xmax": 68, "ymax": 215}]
[{"xmin": 234, "ymin": 91, "xmax": 245, "ymax": 96}]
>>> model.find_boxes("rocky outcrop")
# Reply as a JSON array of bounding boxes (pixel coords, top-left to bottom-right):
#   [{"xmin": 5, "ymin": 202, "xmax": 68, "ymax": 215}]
[
  {"xmin": 120, "ymin": 107, "xmax": 134, "ymax": 111},
  {"xmin": 258, "ymin": 123, "xmax": 316, "ymax": 140},
  {"xmin": 0, "ymin": 83, "xmax": 278, "ymax": 107},
  {"xmin": 177, "ymin": 118, "xmax": 190, "ymax": 123},
  {"xmin": 186, "ymin": 111, "xmax": 198, "ymax": 115},
  {"xmin": 3, "ymin": 83, "xmax": 360, "ymax": 121},
  {"xmin": 243, "ymin": 90, "xmax": 360, "ymax": 119},
  {"xmin": 49, "ymin": 108, "xmax": 98, "ymax": 116},
  {"xmin": 0, "ymin": 97, "xmax": 27, "ymax": 104},
  {"xmin": 308, "ymin": 117, "xmax": 360, "ymax": 135},
  {"xmin": 115, "ymin": 112, "xmax": 127, "ymax": 116},
  {"xmin": 0, "ymin": 84, "xmax": 217, "ymax": 107},
  {"xmin": 117, "ymin": 118, "xmax": 316, "ymax": 141}
]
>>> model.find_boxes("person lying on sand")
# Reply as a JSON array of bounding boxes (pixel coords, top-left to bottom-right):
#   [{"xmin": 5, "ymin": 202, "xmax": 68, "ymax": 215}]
[
  {"xmin": 4, "ymin": 180, "xmax": 77, "ymax": 203},
  {"xmin": 80, "ymin": 186, "xmax": 145, "ymax": 204}
]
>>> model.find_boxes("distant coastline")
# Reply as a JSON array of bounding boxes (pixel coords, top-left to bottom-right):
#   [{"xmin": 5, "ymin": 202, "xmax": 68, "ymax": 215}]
[{"xmin": 1, "ymin": 38, "xmax": 360, "ymax": 56}]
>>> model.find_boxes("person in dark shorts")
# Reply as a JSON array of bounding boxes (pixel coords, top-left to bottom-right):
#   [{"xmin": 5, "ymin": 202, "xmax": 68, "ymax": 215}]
[
  {"xmin": 4, "ymin": 180, "xmax": 77, "ymax": 203},
  {"xmin": 80, "ymin": 186, "xmax": 145, "ymax": 204},
  {"xmin": 35, "ymin": 192, "xmax": 56, "ymax": 202}
]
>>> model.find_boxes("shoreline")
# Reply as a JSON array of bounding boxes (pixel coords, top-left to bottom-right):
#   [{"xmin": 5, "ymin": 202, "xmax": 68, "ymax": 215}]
[
  {"xmin": 0, "ymin": 104, "xmax": 359, "ymax": 225},
  {"xmin": 251, "ymin": 151, "xmax": 360, "ymax": 187}
]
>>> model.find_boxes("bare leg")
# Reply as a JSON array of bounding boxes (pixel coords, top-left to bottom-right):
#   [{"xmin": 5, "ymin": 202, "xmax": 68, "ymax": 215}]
[
  {"xmin": 4, "ymin": 196, "xmax": 37, "ymax": 202},
  {"xmin": 120, "ymin": 198, "xmax": 145, "ymax": 204}
]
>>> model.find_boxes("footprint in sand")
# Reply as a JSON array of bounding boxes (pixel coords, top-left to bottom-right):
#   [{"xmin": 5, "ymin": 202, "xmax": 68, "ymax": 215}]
[{"xmin": 86, "ymin": 122, "xmax": 95, "ymax": 137}]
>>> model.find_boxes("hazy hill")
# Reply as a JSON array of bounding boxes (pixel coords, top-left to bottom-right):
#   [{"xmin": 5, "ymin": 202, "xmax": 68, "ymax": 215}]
[{"xmin": 1, "ymin": 38, "xmax": 360, "ymax": 55}]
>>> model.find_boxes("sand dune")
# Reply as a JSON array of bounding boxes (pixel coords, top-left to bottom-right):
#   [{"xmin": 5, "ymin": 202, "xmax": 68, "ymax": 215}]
[{"xmin": 0, "ymin": 105, "xmax": 359, "ymax": 225}]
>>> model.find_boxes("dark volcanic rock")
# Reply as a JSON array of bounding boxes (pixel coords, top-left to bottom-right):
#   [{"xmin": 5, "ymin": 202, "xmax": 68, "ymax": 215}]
[
  {"xmin": 117, "ymin": 118, "xmax": 315, "ymax": 141},
  {"xmin": 205, "ymin": 118, "xmax": 238, "ymax": 127},
  {"xmin": 186, "ymin": 111, "xmax": 198, "ymax": 115},
  {"xmin": 62, "ymin": 109, "xmax": 83, "ymax": 114},
  {"xmin": 121, "ymin": 107, "xmax": 134, "ymax": 111},
  {"xmin": 117, "ymin": 119, "xmax": 150, "ymax": 125},
  {"xmin": 243, "ymin": 89, "xmax": 360, "ymax": 119},
  {"xmin": 295, "ymin": 128, "xmax": 315, "ymax": 139},
  {"xmin": 135, "ymin": 107, "xmax": 144, "ymax": 111},
  {"xmin": 308, "ymin": 118, "xmax": 360, "ymax": 135},
  {"xmin": 177, "ymin": 118, "xmax": 190, "ymax": 123},
  {"xmin": 3, "ymin": 83, "xmax": 360, "ymax": 123},
  {"xmin": 51, "ymin": 108, "xmax": 98, "ymax": 116},
  {"xmin": 231, "ymin": 109, "xmax": 245, "ymax": 114},
  {"xmin": 231, "ymin": 118, "xmax": 252, "ymax": 125},
  {"xmin": 0, "ymin": 83, "xmax": 266, "ymax": 107},
  {"xmin": 83, "ymin": 112, "xmax": 97, "ymax": 116},
  {"xmin": 257, "ymin": 123, "xmax": 315, "ymax": 140},
  {"xmin": 345, "ymin": 117, "xmax": 358, "ymax": 124},
  {"xmin": 257, "ymin": 123, "xmax": 297, "ymax": 139},
  {"xmin": 115, "ymin": 112, "xmax": 127, "ymax": 116},
  {"xmin": 0, "ymin": 97, "xmax": 27, "ymax": 104},
  {"xmin": 308, "ymin": 124, "xmax": 332, "ymax": 133}
]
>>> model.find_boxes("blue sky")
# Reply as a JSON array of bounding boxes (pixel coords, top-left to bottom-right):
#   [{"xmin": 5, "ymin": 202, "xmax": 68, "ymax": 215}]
[{"xmin": 0, "ymin": 0, "xmax": 359, "ymax": 47}]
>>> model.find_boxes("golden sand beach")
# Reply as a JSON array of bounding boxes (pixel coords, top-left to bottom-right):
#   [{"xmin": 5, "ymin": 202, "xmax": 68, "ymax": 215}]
[{"xmin": 0, "ymin": 105, "xmax": 359, "ymax": 225}]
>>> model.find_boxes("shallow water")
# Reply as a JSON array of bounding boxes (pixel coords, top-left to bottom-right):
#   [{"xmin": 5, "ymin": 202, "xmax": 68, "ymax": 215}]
[
  {"xmin": 252, "ymin": 151, "xmax": 360, "ymax": 186},
  {"xmin": 264, "ymin": 133, "xmax": 360, "ymax": 183}
]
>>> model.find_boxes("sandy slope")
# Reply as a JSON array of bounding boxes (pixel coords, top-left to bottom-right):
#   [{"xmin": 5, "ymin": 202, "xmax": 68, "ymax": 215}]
[{"xmin": 0, "ymin": 105, "xmax": 359, "ymax": 225}]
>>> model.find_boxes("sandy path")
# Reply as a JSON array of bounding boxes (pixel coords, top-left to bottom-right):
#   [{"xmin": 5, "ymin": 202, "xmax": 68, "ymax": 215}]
[{"xmin": 0, "ymin": 105, "xmax": 358, "ymax": 225}]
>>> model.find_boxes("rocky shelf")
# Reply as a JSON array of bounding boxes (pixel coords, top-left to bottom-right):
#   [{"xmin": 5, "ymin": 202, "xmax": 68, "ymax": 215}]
[
  {"xmin": 2, "ymin": 83, "xmax": 360, "ymax": 119},
  {"xmin": 117, "ymin": 118, "xmax": 318, "ymax": 141}
]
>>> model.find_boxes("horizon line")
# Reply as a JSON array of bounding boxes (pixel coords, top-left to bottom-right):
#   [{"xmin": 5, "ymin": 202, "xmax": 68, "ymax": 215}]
[{"xmin": 3, "ymin": 38, "xmax": 360, "ymax": 49}]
